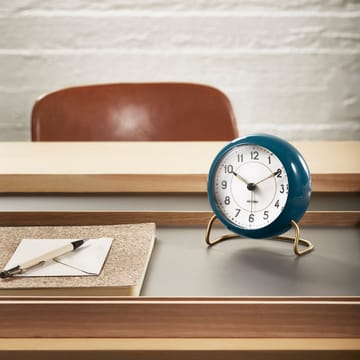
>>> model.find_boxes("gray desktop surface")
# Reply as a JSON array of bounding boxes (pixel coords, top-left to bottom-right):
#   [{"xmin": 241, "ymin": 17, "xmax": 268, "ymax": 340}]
[{"xmin": 141, "ymin": 226, "xmax": 360, "ymax": 297}]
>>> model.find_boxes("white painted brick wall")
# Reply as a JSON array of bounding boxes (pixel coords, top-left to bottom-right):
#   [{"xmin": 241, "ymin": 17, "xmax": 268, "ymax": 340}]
[{"xmin": 0, "ymin": 0, "xmax": 359, "ymax": 141}]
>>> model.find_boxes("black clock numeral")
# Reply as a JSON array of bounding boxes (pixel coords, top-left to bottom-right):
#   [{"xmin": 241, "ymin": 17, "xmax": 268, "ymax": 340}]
[
  {"xmin": 279, "ymin": 184, "xmax": 289, "ymax": 194},
  {"xmin": 268, "ymin": 156, "xmax": 272, "ymax": 164},
  {"xmin": 263, "ymin": 211, "xmax": 269, "ymax": 220},
  {"xmin": 221, "ymin": 180, "xmax": 227, "ymax": 189},
  {"xmin": 274, "ymin": 200, "xmax": 280, "ymax": 208},
  {"xmin": 251, "ymin": 151, "xmax": 259, "ymax": 160},
  {"xmin": 249, "ymin": 213, "xmax": 255, "ymax": 223},
  {"xmin": 237, "ymin": 154, "xmax": 244, "ymax": 163},
  {"xmin": 224, "ymin": 164, "xmax": 233, "ymax": 174},
  {"xmin": 224, "ymin": 196, "xmax": 231, "ymax": 205},
  {"xmin": 235, "ymin": 208, "xmax": 241, "ymax": 217},
  {"xmin": 276, "ymin": 169, "xmax": 282, "ymax": 178}
]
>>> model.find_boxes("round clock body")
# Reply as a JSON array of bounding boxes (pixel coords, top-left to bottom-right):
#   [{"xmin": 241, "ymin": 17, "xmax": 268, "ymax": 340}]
[{"xmin": 207, "ymin": 134, "xmax": 311, "ymax": 239}]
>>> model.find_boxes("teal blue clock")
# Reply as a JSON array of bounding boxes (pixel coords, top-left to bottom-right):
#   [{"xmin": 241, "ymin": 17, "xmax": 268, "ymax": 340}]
[{"xmin": 206, "ymin": 133, "xmax": 314, "ymax": 255}]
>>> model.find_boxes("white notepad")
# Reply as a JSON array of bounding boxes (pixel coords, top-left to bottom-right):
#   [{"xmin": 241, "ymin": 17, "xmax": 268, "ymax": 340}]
[{"xmin": 5, "ymin": 238, "xmax": 113, "ymax": 277}]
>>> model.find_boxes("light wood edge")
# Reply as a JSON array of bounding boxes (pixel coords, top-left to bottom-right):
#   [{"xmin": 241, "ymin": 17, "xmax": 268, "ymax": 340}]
[
  {"xmin": 0, "ymin": 174, "xmax": 206, "ymax": 193},
  {"xmin": 1, "ymin": 296, "xmax": 358, "ymax": 302},
  {"xmin": 0, "ymin": 173, "xmax": 358, "ymax": 193},
  {"xmin": 0, "ymin": 338, "xmax": 359, "ymax": 351},
  {"xmin": 0, "ymin": 210, "xmax": 358, "ymax": 227}
]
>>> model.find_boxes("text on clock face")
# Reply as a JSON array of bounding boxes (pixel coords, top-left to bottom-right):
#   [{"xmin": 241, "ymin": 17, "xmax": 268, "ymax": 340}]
[{"xmin": 212, "ymin": 144, "xmax": 289, "ymax": 230}]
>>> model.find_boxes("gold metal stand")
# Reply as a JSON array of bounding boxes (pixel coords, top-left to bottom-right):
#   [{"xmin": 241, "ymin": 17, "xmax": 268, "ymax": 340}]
[{"xmin": 205, "ymin": 214, "xmax": 314, "ymax": 256}]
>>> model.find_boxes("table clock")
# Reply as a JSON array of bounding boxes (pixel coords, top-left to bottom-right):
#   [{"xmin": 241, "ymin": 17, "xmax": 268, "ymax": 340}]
[{"xmin": 206, "ymin": 133, "xmax": 314, "ymax": 255}]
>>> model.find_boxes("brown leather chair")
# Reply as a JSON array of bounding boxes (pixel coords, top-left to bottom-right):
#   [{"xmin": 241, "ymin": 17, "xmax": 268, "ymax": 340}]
[{"xmin": 31, "ymin": 83, "xmax": 238, "ymax": 141}]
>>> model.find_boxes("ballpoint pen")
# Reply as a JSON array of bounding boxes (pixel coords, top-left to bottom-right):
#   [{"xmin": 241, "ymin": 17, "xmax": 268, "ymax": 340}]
[{"xmin": 0, "ymin": 238, "xmax": 88, "ymax": 279}]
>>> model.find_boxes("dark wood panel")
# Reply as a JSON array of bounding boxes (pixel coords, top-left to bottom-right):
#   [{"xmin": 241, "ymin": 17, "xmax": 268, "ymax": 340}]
[
  {"xmin": 0, "ymin": 210, "xmax": 358, "ymax": 227},
  {"xmin": 0, "ymin": 298, "xmax": 358, "ymax": 339}
]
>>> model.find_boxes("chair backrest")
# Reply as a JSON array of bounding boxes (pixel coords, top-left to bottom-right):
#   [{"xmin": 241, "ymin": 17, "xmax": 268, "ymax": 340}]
[{"xmin": 31, "ymin": 83, "xmax": 238, "ymax": 141}]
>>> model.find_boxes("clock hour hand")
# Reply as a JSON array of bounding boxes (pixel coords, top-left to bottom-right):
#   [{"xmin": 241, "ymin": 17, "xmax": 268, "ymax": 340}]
[
  {"xmin": 254, "ymin": 169, "xmax": 281, "ymax": 186},
  {"xmin": 232, "ymin": 171, "xmax": 249, "ymax": 185}
]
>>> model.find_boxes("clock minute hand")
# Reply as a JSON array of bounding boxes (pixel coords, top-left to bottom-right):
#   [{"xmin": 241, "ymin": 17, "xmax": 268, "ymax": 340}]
[{"xmin": 254, "ymin": 169, "xmax": 281, "ymax": 186}]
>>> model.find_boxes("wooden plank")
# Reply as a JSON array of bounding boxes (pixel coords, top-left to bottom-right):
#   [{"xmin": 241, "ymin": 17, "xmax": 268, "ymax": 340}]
[
  {"xmin": 0, "ymin": 141, "xmax": 360, "ymax": 175},
  {"xmin": 0, "ymin": 210, "xmax": 358, "ymax": 227},
  {"xmin": 312, "ymin": 173, "xmax": 360, "ymax": 193},
  {"xmin": 0, "ymin": 338, "xmax": 359, "ymax": 351},
  {"xmin": 1, "ymin": 142, "xmax": 359, "ymax": 174},
  {"xmin": 0, "ymin": 142, "xmax": 359, "ymax": 193},
  {"xmin": 0, "ymin": 173, "xmax": 359, "ymax": 193},
  {"xmin": 0, "ymin": 174, "xmax": 207, "ymax": 193},
  {"xmin": 0, "ymin": 298, "xmax": 358, "ymax": 338},
  {"xmin": 301, "ymin": 211, "xmax": 360, "ymax": 227}
]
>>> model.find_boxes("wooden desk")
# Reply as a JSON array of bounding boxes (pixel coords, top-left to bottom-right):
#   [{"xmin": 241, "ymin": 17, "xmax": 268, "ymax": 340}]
[
  {"xmin": 0, "ymin": 141, "xmax": 359, "ymax": 213},
  {"xmin": 0, "ymin": 141, "xmax": 359, "ymax": 359},
  {"xmin": 0, "ymin": 141, "xmax": 359, "ymax": 193}
]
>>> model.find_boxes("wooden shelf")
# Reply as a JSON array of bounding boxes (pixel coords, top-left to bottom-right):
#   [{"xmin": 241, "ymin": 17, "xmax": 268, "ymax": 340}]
[{"xmin": 0, "ymin": 141, "xmax": 359, "ymax": 193}]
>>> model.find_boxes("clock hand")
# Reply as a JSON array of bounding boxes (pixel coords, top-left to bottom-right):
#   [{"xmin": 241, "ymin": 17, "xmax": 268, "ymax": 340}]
[
  {"xmin": 254, "ymin": 169, "xmax": 281, "ymax": 186},
  {"xmin": 250, "ymin": 189, "xmax": 254, "ymax": 214},
  {"xmin": 232, "ymin": 171, "xmax": 249, "ymax": 185}
]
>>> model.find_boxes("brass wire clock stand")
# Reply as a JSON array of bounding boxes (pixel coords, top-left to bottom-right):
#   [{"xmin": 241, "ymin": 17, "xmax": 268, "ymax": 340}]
[{"xmin": 205, "ymin": 214, "xmax": 314, "ymax": 256}]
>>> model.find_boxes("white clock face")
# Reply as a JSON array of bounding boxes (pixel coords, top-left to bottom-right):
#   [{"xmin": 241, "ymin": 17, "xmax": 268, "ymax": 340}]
[{"xmin": 212, "ymin": 144, "xmax": 289, "ymax": 230}]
